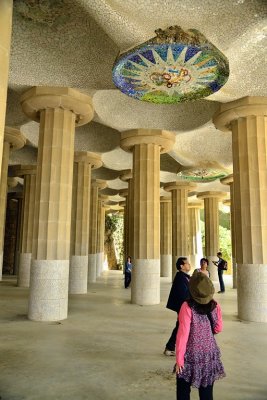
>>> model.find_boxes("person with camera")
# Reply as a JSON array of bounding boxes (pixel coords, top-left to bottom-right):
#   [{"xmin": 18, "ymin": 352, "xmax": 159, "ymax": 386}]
[{"xmin": 213, "ymin": 252, "xmax": 226, "ymax": 293}]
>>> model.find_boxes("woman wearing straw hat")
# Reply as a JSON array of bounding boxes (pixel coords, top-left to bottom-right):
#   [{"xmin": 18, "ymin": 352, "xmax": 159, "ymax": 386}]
[{"xmin": 175, "ymin": 271, "xmax": 225, "ymax": 400}]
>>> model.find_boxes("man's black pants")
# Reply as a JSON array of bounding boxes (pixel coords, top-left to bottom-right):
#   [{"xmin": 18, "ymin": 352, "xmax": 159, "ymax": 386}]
[{"xmin": 165, "ymin": 319, "xmax": 178, "ymax": 351}]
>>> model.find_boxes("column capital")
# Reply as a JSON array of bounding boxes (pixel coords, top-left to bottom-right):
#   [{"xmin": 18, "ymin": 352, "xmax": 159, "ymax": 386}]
[
  {"xmin": 74, "ymin": 151, "xmax": 102, "ymax": 169},
  {"xmin": 120, "ymin": 169, "xmax": 132, "ymax": 182},
  {"xmin": 197, "ymin": 191, "xmax": 227, "ymax": 200},
  {"xmin": 188, "ymin": 201, "xmax": 203, "ymax": 209},
  {"xmin": 91, "ymin": 179, "xmax": 107, "ymax": 190},
  {"xmin": 220, "ymin": 173, "xmax": 233, "ymax": 186},
  {"xmin": 4, "ymin": 127, "xmax": 26, "ymax": 150},
  {"xmin": 7, "ymin": 177, "xmax": 19, "ymax": 188},
  {"xmin": 120, "ymin": 129, "xmax": 175, "ymax": 154},
  {"xmin": 213, "ymin": 96, "xmax": 267, "ymax": 132},
  {"xmin": 9, "ymin": 164, "xmax": 37, "ymax": 177},
  {"xmin": 164, "ymin": 181, "xmax": 196, "ymax": 193},
  {"xmin": 119, "ymin": 201, "xmax": 126, "ymax": 207},
  {"xmin": 20, "ymin": 86, "xmax": 94, "ymax": 127},
  {"xmin": 99, "ymin": 194, "xmax": 109, "ymax": 202},
  {"xmin": 160, "ymin": 196, "xmax": 171, "ymax": 203},
  {"xmin": 118, "ymin": 189, "xmax": 128, "ymax": 198}
]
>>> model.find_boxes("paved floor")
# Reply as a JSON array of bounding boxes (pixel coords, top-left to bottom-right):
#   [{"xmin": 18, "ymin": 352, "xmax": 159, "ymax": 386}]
[{"xmin": 0, "ymin": 271, "xmax": 266, "ymax": 400}]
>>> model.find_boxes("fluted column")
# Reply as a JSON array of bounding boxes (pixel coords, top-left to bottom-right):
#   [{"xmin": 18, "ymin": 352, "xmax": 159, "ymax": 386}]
[
  {"xmin": 160, "ymin": 196, "xmax": 172, "ymax": 279},
  {"xmin": 214, "ymin": 96, "xmax": 267, "ymax": 322},
  {"xmin": 9, "ymin": 165, "xmax": 37, "ymax": 287},
  {"xmin": 0, "ymin": 1, "xmax": 13, "ymax": 177},
  {"xmin": 120, "ymin": 170, "xmax": 134, "ymax": 257},
  {"xmin": 88, "ymin": 179, "xmax": 106, "ymax": 283},
  {"xmin": 96, "ymin": 194, "xmax": 108, "ymax": 277},
  {"xmin": 20, "ymin": 87, "xmax": 94, "ymax": 321},
  {"xmin": 197, "ymin": 191, "xmax": 226, "ymax": 281},
  {"xmin": 188, "ymin": 202, "xmax": 203, "ymax": 269},
  {"xmin": 119, "ymin": 189, "xmax": 128, "ymax": 259},
  {"xmin": 164, "ymin": 181, "xmax": 196, "ymax": 278},
  {"xmin": 69, "ymin": 152, "xmax": 102, "ymax": 294},
  {"xmin": 0, "ymin": 128, "xmax": 26, "ymax": 279},
  {"xmin": 221, "ymin": 174, "xmax": 237, "ymax": 288},
  {"xmin": 121, "ymin": 129, "xmax": 175, "ymax": 305}
]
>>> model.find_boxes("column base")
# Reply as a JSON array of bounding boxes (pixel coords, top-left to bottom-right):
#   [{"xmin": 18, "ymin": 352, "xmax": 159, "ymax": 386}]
[
  {"xmin": 207, "ymin": 256, "xmax": 218, "ymax": 282},
  {"xmin": 17, "ymin": 253, "xmax": 32, "ymax": 287},
  {"xmin": 189, "ymin": 254, "xmax": 203, "ymax": 270},
  {"xmin": 160, "ymin": 254, "xmax": 172, "ymax": 279},
  {"xmin": 96, "ymin": 252, "xmax": 103, "ymax": 277},
  {"xmin": 88, "ymin": 254, "xmax": 97, "ymax": 283},
  {"xmin": 232, "ymin": 257, "xmax": 237, "ymax": 289},
  {"xmin": 131, "ymin": 259, "xmax": 160, "ymax": 305},
  {"xmin": 237, "ymin": 264, "xmax": 267, "ymax": 322},
  {"xmin": 69, "ymin": 255, "xmax": 88, "ymax": 294},
  {"xmin": 28, "ymin": 260, "xmax": 69, "ymax": 321}
]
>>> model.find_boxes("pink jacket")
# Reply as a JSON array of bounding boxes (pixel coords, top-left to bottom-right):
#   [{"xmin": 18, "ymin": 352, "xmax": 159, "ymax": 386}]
[{"xmin": 176, "ymin": 301, "xmax": 223, "ymax": 367}]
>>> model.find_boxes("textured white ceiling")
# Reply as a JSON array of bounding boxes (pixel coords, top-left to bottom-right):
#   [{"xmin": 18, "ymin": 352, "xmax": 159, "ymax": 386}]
[{"xmin": 7, "ymin": 0, "xmax": 267, "ymax": 193}]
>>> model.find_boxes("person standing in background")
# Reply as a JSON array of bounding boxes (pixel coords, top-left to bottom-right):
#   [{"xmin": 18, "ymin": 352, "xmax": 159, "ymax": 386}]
[{"xmin": 124, "ymin": 256, "xmax": 132, "ymax": 288}]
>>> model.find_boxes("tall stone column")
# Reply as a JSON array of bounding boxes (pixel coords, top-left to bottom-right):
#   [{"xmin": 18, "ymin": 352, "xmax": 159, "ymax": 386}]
[
  {"xmin": 214, "ymin": 96, "xmax": 267, "ymax": 322},
  {"xmin": 96, "ymin": 194, "xmax": 108, "ymax": 277},
  {"xmin": 188, "ymin": 202, "xmax": 203, "ymax": 270},
  {"xmin": 120, "ymin": 170, "xmax": 134, "ymax": 258},
  {"xmin": 20, "ymin": 87, "xmax": 94, "ymax": 321},
  {"xmin": 121, "ymin": 129, "xmax": 175, "ymax": 305},
  {"xmin": 119, "ymin": 189, "xmax": 128, "ymax": 259},
  {"xmin": 0, "ymin": 128, "xmax": 26, "ymax": 279},
  {"xmin": 0, "ymin": 1, "xmax": 13, "ymax": 177},
  {"xmin": 221, "ymin": 174, "xmax": 237, "ymax": 288},
  {"xmin": 9, "ymin": 165, "xmax": 37, "ymax": 287},
  {"xmin": 88, "ymin": 179, "xmax": 106, "ymax": 283},
  {"xmin": 160, "ymin": 196, "xmax": 172, "ymax": 279},
  {"xmin": 164, "ymin": 182, "xmax": 196, "ymax": 278},
  {"xmin": 197, "ymin": 191, "xmax": 226, "ymax": 281},
  {"xmin": 69, "ymin": 152, "xmax": 102, "ymax": 294}
]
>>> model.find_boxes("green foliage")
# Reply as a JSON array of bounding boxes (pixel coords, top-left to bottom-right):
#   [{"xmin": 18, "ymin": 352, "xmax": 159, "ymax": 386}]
[{"xmin": 105, "ymin": 214, "xmax": 124, "ymax": 269}]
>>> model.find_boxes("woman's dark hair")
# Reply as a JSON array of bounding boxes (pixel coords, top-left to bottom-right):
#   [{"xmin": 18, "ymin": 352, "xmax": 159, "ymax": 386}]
[
  {"xmin": 200, "ymin": 257, "xmax": 209, "ymax": 266},
  {"xmin": 127, "ymin": 256, "xmax": 131, "ymax": 262},
  {"xmin": 187, "ymin": 297, "xmax": 217, "ymax": 315},
  {"xmin": 176, "ymin": 257, "xmax": 188, "ymax": 270}
]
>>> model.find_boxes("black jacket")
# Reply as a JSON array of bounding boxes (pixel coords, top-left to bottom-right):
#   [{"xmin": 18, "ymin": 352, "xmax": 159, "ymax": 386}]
[{"xmin": 166, "ymin": 271, "xmax": 190, "ymax": 313}]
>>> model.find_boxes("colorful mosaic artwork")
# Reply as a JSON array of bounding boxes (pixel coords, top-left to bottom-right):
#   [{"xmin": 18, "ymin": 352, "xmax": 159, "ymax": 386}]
[
  {"xmin": 112, "ymin": 26, "xmax": 229, "ymax": 104},
  {"xmin": 177, "ymin": 168, "xmax": 228, "ymax": 182}
]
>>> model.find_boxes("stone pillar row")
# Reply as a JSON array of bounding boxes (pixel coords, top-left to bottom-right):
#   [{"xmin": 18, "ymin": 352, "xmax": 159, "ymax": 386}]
[
  {"xmin": 96, "ymin": 193, "xmax": 108, "ymax": 277},
  {"xmin": 188, "ymin": 202, "xmax": 203, "ymax": 270},
  {"xmin": 0, "ymin": 128, "xmax": 26, "ymax": 279},
  {"xmin": 197, "ymin": 191, "xmax": 226, "ymax": 280},
  {"xmin": 160, "ymin": 196, "xmax": 172, "ymax": 279},
  {"xmin": 164, "ymin": 181, "xmax": 196, "ymax": 278}
]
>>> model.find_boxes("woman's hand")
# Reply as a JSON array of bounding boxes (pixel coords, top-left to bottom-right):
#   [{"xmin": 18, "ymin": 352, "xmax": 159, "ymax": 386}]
[{"xmin": 175, "ymin": 364, "xmax": 184, "ymax": 374}]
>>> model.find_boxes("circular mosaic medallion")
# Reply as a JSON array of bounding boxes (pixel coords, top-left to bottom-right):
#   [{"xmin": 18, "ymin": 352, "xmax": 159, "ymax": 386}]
[
  {"xmin": 177, "ymin": 169, "xmax": 228, "ymax": 183},
  {"xmin": 112, "ymin": 27, "xmax": 229, "ymax": 104}
]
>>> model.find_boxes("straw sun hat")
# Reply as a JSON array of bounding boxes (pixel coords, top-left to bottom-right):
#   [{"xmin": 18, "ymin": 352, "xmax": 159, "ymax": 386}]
[{"xmin": 189, "ymin": 271, "xmax": 215, "ymax": 304}]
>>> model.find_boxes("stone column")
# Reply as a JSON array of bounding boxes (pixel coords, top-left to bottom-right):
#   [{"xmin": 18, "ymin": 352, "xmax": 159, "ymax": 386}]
[
  {"xmin": 121, "ymin": 129, "xmax": 175, "ymax": 305},
  {"xmin": 120, "ymin": 170, "xmax": 134, "ymax": 258},
  {"xmin": 188, "ymin": 202, "xmax": 203, "ymax": 270},
  {"xmin": 0, "ymin": 128, "xmax": 26, "ymax": 279},
  {"xmin": 20, "ymin": 87, "xmax": 94, "ymax": 321},
  {"xmin": 119, "ymin": 190, "xmax": 128, "ymax": 259},
  {"xmin": 96, "ymin": 194, "xmax": 108, "ymax": 277},
  {"xmin": 221, "ymin": 174, "xmax": 237, "ymax": 288},
  {"xmin": 0, "ymin": 1, "xmax": 13, "ymax": 177},
  {"xmin": 214, "ymin": 96, "xmax": 267, "ymax": 322},
  {"xmin": 197, "ymin": 191, "xmax": 226, "ymax": 281},
  {"xmin": 164, "ymin": 182, "xmax": 196, "ymax": 279},
  {"xmin": 88, "ymin": 179, "xmax": 106, "ymax": 283},
  {"xmin": 160, "ymin": 196, "xmax": 172, "ymax": 279},
  {"xmin": 9, "ymin": 165, "xmax": 37, "ymax": 287},
  {"xmin": 69, "ymin": 152, "xmax": 102, "ymax": 294}
]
